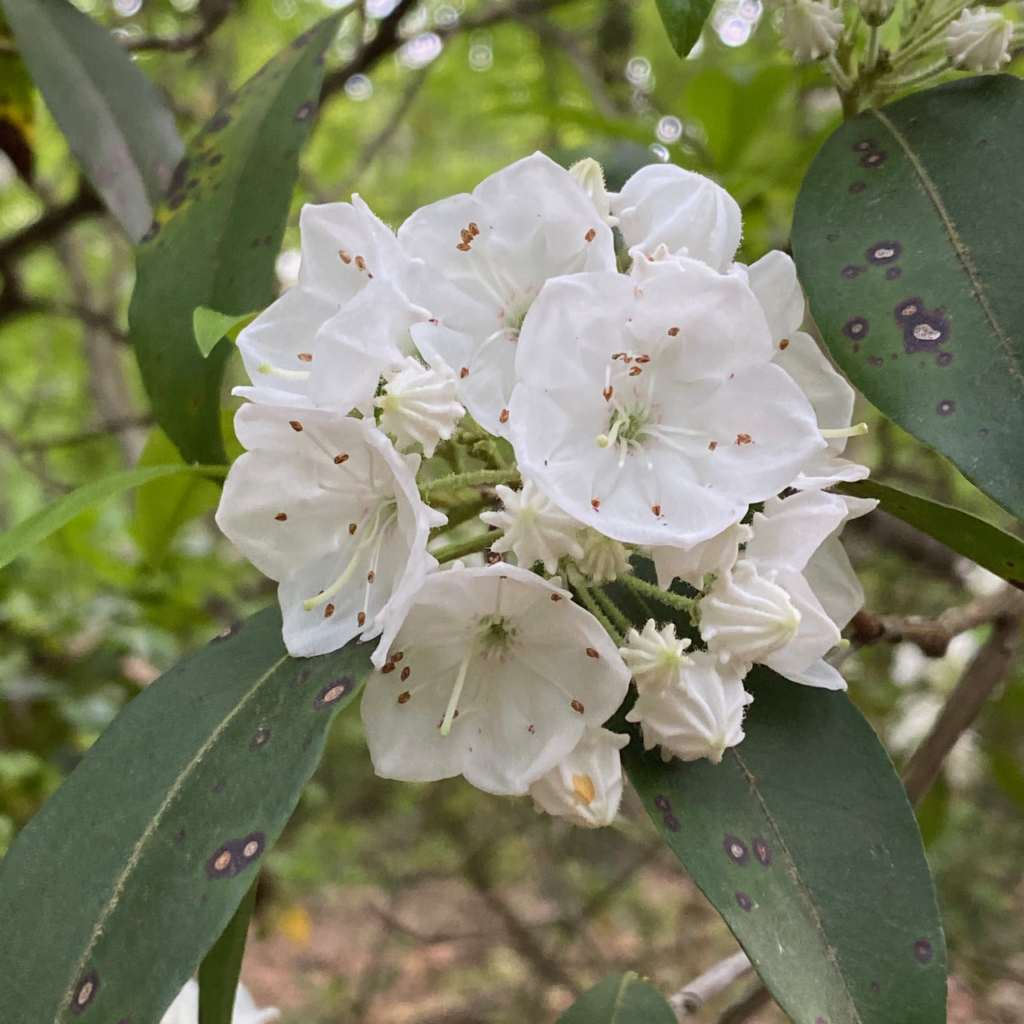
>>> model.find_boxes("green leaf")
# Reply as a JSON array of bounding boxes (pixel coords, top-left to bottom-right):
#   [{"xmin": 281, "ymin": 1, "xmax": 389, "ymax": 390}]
[
  {"xmin": 841, "ymin": 480, "xmax": 1024, "ymax": 589},
  {"xmin": 0, "ymin": 606, "xmax": 371, "ymax": 1023},
  {"xmin": 193, "ymin": 306, "xmax": 259, "ymax": 359},
  {"xmin": 0, "ymin": 463, "xmax": 226, "ymax": 571},
  {"xmin": 0, "ymin": 47, "xmax": 35, "ymax": 181},
  {"xmin": 914, "ymin": 775, "xmax": 949, "ymax": 848},
  {"xmin": 622, "ymin": 668, "xmax": 947, "ymax": 1024},
  {"xmin": 198, "ymin": 877, "xmax": 258, "ymax": 1024},
  {"xmin": 128, "ymin": 16, "xmax": 339, "ymax": 466},
  {"xmin": 653, "ymin": 0, "xmax": 715, "ymax": 58},
  {"xmin": 555, "ymin": 972, "xmax": 677, "ymax": 1024},
  {"xmin": 0, "ymin": 0, "xmax": 182, "ymax": 240},
  {"xmin": 792, "ymin": 75, "xmax": 1024, "ymax": 523}
]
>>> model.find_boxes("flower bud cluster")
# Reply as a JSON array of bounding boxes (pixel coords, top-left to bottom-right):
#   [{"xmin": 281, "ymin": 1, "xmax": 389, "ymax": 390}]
[{"xmin": 216, "ymin": 153, "xmax": 873, "ymax": 830}]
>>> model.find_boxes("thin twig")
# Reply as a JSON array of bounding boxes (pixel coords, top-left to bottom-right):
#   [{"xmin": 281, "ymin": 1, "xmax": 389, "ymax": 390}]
[{"xmin": 670, "ymin": 950, "xmax": 753, "ymax": 1018}]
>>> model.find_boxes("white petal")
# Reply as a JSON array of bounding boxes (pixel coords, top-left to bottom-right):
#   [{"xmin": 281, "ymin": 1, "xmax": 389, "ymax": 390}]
[
  {"xmin": 803, "ymin": 534, "xmax": 865, "ymax": 631},
  {"xmin": 744, "ymin": 490, "xmax": 850, "ymax": 573},
  {"xmin": 651, "ymin": 521, "xmax": 752, "ymax": 590},
  {"xmin": 762, "ymin": 568, "xmax": 841, "ymax": 676},
  {"xmin": 744, "ymin": 250, "xmax": 804, "ymax": 346},
  {"xmin": 775, "ymin": 656, "xmax": 847, "ymax": 690}
]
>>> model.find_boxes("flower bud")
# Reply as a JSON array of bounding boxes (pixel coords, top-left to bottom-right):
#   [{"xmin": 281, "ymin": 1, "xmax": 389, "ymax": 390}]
[
  {"xmin": 699, "ymin": 561, "xmax": 802, "ymax": 666},
  {"xmin": 376, "ymin": 356, "xmax": 464, "ymax": 457},
  {"xmin": 569, "ymin": 158, "xmax": 618, "ymax": 227},
  {"xmin": 778, "ymin": 0, "xmax": 844, "ymax": 63},
  {"xmin": 625, "ymin": 652, "xmax": 752, "ymax": 764},
  {"xmin": 576, "ymin": 528, "xmax": 631, "ymax": 584},
  {"xmin": 859, "ymin": 0, "xmax": 896, "ymax": 28},
  {"xmin": 946, "ymin": 8, "xmax": 1012, "ymax": 72},
  {"xmin": 530, "ymin": 727, "xmax": 630, "ymax": 827},
  {"xmin": 620, "ymin": 619, "xmax": 692, "ymax": 694}
]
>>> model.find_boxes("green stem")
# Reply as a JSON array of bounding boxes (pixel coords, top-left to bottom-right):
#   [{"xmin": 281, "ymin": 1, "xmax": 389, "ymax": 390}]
[
  {"xmin": 592, "ymin": 585, "xmax": 635, "ymax": 639},
  {"xmin": 619, "ymin": 573, "xmax": 699, "ymax": 620},
  {"xmin": 431, "ymin": 529, "xmax": 503, "ymax": 565},
  {"xmin": 429, "ymin": 497, "xmax": 491, "ymax": 540},
  {"xmin": 824, "ymin": 54, "xmax": 855, "ymax": 93},
  {"xmin": 864, "ymin": 25, "xmax": 880, "ymax": 72},
  {"xmin": 573, "ymin": 580, "xmax": 623, "ymax": 645},
  {"xmin": 892, "ymin": 2, "xmax": 961, "ymax": 70},
  {"xmin": 419, "ymin": 468, "xmax": 521, "ymax": 497},
  {"xmin": 878, "ymin": 56, "xmax": 949, "ymax": 91}
]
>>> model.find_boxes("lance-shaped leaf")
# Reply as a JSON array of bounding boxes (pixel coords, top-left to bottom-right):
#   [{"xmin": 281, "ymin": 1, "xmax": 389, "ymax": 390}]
[
  {"xmin": 841, "ymin": 479, "xmax": 1024, "ymax": 589},
  {"xmin": 653, "ymin": 0, "xmax": 715, "ymax": 58},
  {"xmin": 793, "ymin": 75, "xmax": 1024, "ymax": 523},
  {"xmin": 556, "ymin": 972, "xmax": 677, "ymax": 1024},
  {"xmin": 0, "ymin": 606, "xmax": 372, "ymax": 1024},
  {"xmin": 0, "ymin": 0, "xmax": 182, "ymax": 239},
  {"xmin": 622, "ymin": 668, "xmax": 947, "ymax": 1024},
  {"xmin": 128, "ymin": 16, "xmax": 339, "ymax": 466}
]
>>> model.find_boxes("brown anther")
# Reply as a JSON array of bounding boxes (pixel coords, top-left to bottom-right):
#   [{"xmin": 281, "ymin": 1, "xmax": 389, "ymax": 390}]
[
  {"xmin": 324, "ymin": 604, "xmax": 335, "ymax": 618},
  {"xmin": 636, "ymin": 354, "xmax": 650, "ymax": 363},
  {"xmin": 393, "ymin": 651, "xmax": 404, "ymax": 663},
  {"xmin": 708, "ymin": 441, "xmax": 718, "ymax": 451},
  {"xmin": 585, "ymin": 647, "xmax": 599, "ymax": 659},
  {"xmin": 603, "ymin": 386, "xmax": 613, "ymax": 402},
  {"xmin": 551, "ymin": 593, "xmax": 563, "ymax": 601},
  {"xmin": 349, "ymin": 522, "xmax": 357, "ymax": 534},
  {"xmin": 736, "ymin": 433, "xmax": 752, "ymax": 445},
  {"xmin": 585, "ymin": 228, "xmax": 596, "ymax": 242},
  {"xmin": 571, "ymin": 699, "xmax": 586, "ymax": 713},
  {"xmin": 612, "ymin": 352, "xmax": 626, "ymax": 360},
  {"xmin": 468, "ymin": 222, "xmax": 480, "ymax": 236},
  {"xmin": 354, "ymin": 255, "xmax": 367, "ymax": 271},
  {"xmin": 338, "ymin": 249, "xmax": 352, "ymax": 264},
  {"xmin": 460, "ymin": 228, "xmax": 473, "ymax": 244},
  {"xmin": 591, "ymin": 498, "xmax": 600, "ymax": 510},
  {"xmin": 401, "ymin": 666, "xmax": 410, "ymax": 681},
  {"xmin": 460, "ymin": 366, "xmax": 469, "ymax": 378},
  {"xmin": 668, "ymin": 327, "xmax": 680, "ymax": 337},
  {"xmin": 456, "ymin": 242, "xmax": 471, "ymax": 252},
  {"xmin": 289, "ymin": 420, "xmax": 303, "ymax": 431},
  {"xmin": 275, "ymin": 512, "xmax": 288, "ymax": 521},
  {"xmin": 334, "ymin": 453, "xmax": 349, "ymax": 464},
  {"xmin": 499, "ymin": 408, "xmax": 509, "ymax": 424},
  {"xmin": 398, "ymin": 691, "xmax": 411, "ymax": 704},
  {"xmin": 367, "ymin": 570, "xmax": 375, "ymax": 583},
  {"xmin": 779, "ymin": 338, "xmax": 790, "ymax": 350},
  {"xmin": 634, "ymin": 286, "xmax": 643, "ymax": 299},
  {"xmin": 298, "ymin": 352, "xmax": 313, "ymax": 362},
  {"xmin": 652, "ymin": 505, "xmax": 661, "ymax": 516},
  {"xmin": 629, "ymin": 365, "xmax": 642, "ymax": 376},
  {"xmin": 381, "ymin": 663, "xmax": 396, "ymax": 674},
  {"xmin": 358, "ymin": 611, "xmax": 366, "ymax": 627}
]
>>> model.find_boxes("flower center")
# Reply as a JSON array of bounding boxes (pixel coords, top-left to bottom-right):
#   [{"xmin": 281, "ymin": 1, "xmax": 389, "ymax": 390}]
[
  {"xmin": 475, "ymin": 613, "xmax": 518, "ymax": 656},
  {"xmin": 501, "ymin": 291, "xmax": 536, "ymax": 341}
]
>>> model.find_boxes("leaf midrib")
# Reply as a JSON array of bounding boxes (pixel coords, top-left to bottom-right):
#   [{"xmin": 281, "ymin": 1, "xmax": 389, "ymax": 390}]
[{"xmin": 52, "ymin": 651, "xmax": 290, "ymax": 1023}]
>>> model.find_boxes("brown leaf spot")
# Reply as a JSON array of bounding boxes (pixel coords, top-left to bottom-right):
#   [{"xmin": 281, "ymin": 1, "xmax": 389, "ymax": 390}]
[
  {"xmin": 753, "ymin": 836, "xmax": 773, "ymax": 866},
  {"xmin": 913, "ymin": 937, "xmax": 934, "ymax": 963},
  {"xmin": 735, "ymin": 891, "xmax": 754, "ymax": 912},
  {"xmin": 314, "ymin": 678, "xmax": 354, "ymax": 709},
  {"xmin": 249, "ymin": 728, "xmax": 271, "ymax": 750},
  {"xmin": 205, "ymin": 832, "xmax": 266, "ymax": 879},
  {"xmin": 71, "ymin": 972, "xmax": 100, "ymax": 1015},
  {"xmin": 723, "ymin": 835, "xmax": 749, "ymax": 866}
]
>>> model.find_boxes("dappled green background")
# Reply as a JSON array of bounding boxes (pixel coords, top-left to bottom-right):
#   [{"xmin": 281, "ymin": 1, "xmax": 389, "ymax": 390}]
[{"xmin": 1, "ymin": 0, "xmax": 1023, "ymax": 1017}]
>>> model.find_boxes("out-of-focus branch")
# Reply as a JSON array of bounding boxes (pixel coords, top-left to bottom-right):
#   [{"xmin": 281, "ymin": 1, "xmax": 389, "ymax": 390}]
[
  {"xmin": 670, "ymin": 950, "xmax": 753, "ymax": 1018},
  {"xmin": 0, "ymin": 184, "xmax": 103, "ymax": 267}
]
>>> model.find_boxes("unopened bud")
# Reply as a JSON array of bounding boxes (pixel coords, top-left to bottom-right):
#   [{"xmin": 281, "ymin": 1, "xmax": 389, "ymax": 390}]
[
  {"xmin": 569, "ymin": 158, "xmax": 618, "ymax": 228},
  {"xmin": 859, "ymin": 0, "xmax": 896, "ymax": 28},
  {"xmin": 778, "ymin": 0, "xmax": 844, "ymax": 62},
  {"xmin": 946, "ymin": 8, "xmax": 1012, "ymax": 72}
]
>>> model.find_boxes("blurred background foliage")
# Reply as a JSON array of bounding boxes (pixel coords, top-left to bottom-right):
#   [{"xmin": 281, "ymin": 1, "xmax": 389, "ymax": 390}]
[{"xmin": 1, "ymin": 0, "xmax": 1023, "ymax": 1018}]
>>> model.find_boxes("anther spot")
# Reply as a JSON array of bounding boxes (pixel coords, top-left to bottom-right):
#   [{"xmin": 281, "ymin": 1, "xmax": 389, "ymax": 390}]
[
  {"xmin": 460, "ymin": 228, "xmax": 473, "ymax": 244},
  {"xmin": 314, "ymin": 678, "xmax": 353, "ymax": 709},
  {"xmin": 367, "ymin": 570, "xmax": 375, "ymax": 582},
  {"xmin": 585, "ymin": 228, "xmax": 596, "ymax": 242},
  {"xmin": 708, "ymin": 441, "xmax": 718, "ymax": 451},
  {"xmin": 668, "ymin": 327, "xmax": 679, "ymax": 336},
  {"xmin": 735, "ymin": 433, "xmax": 752, "ymax": 445},
  {"xmin": 205, "ymin": 831, "xmax": 266, "ymax": 879},
  {"xmin": 551, "ymin": 593, "xmax": 563, "ymax": 601},
  {"xmin": 289, "ymin": 420, "xmax": 303, "ymax": 432},
  {"xmin": 324, "ymin": 604, "xmax": 335, "ymax": 618},
  {"xmin": 603, "ymin": 386, "xmax": 613, "ymax": 401},
  {"xmin": 723, "ymin": 835, "xmax": 749, "ymax": 866},
  {"xmin": 334, "ymin": 453, "xmax": 349, "ymax": 464},
  {"xmin": 354, "ymin": 255, "xmax": 367, "ymax": 271},
  {"xmin": 71, "ymin": 972, "xmax": 100, "ymax": 1015},
  {"xmin": 357, "ymin": 611, "xmax": 366, "ymax": 627},
  {"xmin": 571, "ymin": 699, "xmax": 585, "ymax": 713},
  {"xmin": 460, "ymin": 367, "xmax": 469, "ymax": 378},
  {"xmin": 456, "ymin": 242, "xmax": 471, "ymax": 252},
  {"xmin": 338, "ymin": 250, "xmax": 352, "ymax": 264},
  {"xmin": 629, "ymin": 365, "xmax": 642, "ymax": 377},
  {"xmin": 652, "ymin": 505, "xmax": 661, "ymax": 516},
  {"xmin": 381, "ymin": 663, "xmax": 396, "ymax": 674},
  {"xmin": 779, "ymin": 338, "xmax": 790, "ymax": 350},
  {"xmin": 349, "ymin": 522, "xmax": 357, "ymax": 535},
  {"xmin": 499, "ymin": 408, "xmax": 509, "ymax": 424},
  {"xmin": 398, "ymin": 690, "xmax": 412, "ymax": 704},
  {"xmin": 585, "ymin": 648, "xmax": 599, "ymax": 659},
  {"xmin": 468, "ymin": 222, "xmax": 480, "ymax": 236},
  {"xmin": 275, "ymin": 512, "xmax": 288, "ymax": 521},
  {"xmin": 591, "ymin": 499, "xmax": 600, "ymax": 511},
  {"xmin": 298, "ymin": 352, "xmax": 313, "ymax": 362},
  {"xmin": 401, "ymin": 666, "xmax": 410, "ymax": 681}
]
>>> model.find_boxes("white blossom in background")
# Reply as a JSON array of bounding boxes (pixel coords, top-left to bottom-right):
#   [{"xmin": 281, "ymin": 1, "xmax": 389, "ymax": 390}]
[
  {"xmin": 216, "ymin": 404, "xmax": 444, "ymax": 658},
  {"xmin": 778, "ymin": 0, "xmax": 844, "ymax": 62},
  {"xmin": 529, "ymin": 727, "xmax": 630, "ymax": 827},
  {"xmin": 361, "ymin": 564, "xmax": 630, "ymax": 794},
  {"xmin": 946, "ymin": 8, "xmax": 1013, "ymax": 72},
  {"xmin": 480, "ymin": 479, "xmax": 585, "ymax": 573},
  {"xmin": 375, "ymin": 356, "xmax": 465, "ymax": 457},
  {"xmin": 161, "ymin": 980, "xmax": 278, "ymax": 1024},
  {"xmin": 510, "ymin": 257, "xmax": 825, "ymax": 548},
  {"xmin": 620, "ymin": 619, "xmax": 692, "ymax": 693},
  {"xmin": 626, "ymin": 651, "xmax": 752, "ymax": 763},
  {"xmin": 398, "ymin": 152, "xmax": 616, "ymax": 438}
]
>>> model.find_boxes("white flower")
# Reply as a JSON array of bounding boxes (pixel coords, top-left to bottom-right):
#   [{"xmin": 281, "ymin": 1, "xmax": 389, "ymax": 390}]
[
  {"xmin": 399, "ymin": 152, "xmax": 616, "ymax": 438},
  {"xmin": 626, "ymin": 652, "xmax": 752, "ymax": 764},
  {"xmin": 569, "ymin": 157, "xmax": 618, "ymax": 227},
  {"xmin": 375, "ymin": 356, "xmax": 465, "ymax": 457},
  {"xmin": 700, "ymin": 561, "xmax": 803, "ymax": 667},
  {"xmin": 947, "ymin": 8, "xmax": 1012, "ymax": 72},
  {"xmin": 236, "ymin": 197, "xmax": 425, "ymax": 409},
  {"xmin": 619, "ymin": 619, "xmax": 692, "ymax": 693},
  {"xmin": 215, "ymin": 403, "xmax": 444, "ymax": 658},
  {"xmin": 529, "ymin": 727, "xmax": 630, "ymax": 827},
  {"xmin": 778, "ymin": 0, "xmax": 844, "ymax": 62},
  {"xmin": 610, "ymin": 164, "xmax": 741, "ymax": 272},
  {"xmin": 576, "ymin": 528, "xmax": 631, "ymax": 584},
  {"xmin": 361, "ymin": 563, "xmax": 630, "ymax": 795},
  {"xmin": 509, "ymin": 258, "xmax": 825, "ymax": 549},
  {"xmin": 161, "ymin": 980, "xmax": 279, "ymax": 1024},
  {"xmin": 650, "ymin": 521, "xmax": 753, "ymax": 591},
  {"xmin": 480, "ymin": 479, "xmax": 585, "ymax": 573}
]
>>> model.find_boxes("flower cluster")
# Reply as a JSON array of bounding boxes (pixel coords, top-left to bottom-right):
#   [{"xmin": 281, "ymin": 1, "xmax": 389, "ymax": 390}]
[{"xmin": 216, "ymin": 153, "xmax": 873, "ymax": 829}]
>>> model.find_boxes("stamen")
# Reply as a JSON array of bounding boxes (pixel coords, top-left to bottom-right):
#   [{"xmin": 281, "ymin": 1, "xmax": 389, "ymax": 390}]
[
  {"xmin": 439, "ymin": 645, "xmax": 474, "ymax": 736},
  {"xmin": 820, "ymin": 422, "xmax": 869, "ymax": 438},
  {"xmin": 259, "ymin": 361, "xmax": 310, "ymax": 381},
  {"xmin": 302, "ymin": 506, "xmax": 390, "ymax": 611}
]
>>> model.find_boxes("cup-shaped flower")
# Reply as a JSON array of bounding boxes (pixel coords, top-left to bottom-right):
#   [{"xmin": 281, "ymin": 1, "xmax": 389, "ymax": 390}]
[
  {"xmin": 480, "ymin": 479, "xmax": 585, "ymax": 573},
  {"xmin": 947, "ymin": 8, "xmax": 1012, "ymax": 72},
  {"xmin": 625, "ymin": 652, "xmax": 752, "ymax": 763},
  {"xmin": 610, "ymin": 164, "xmax": 741, "ymax": 272},
  {"xmin": 529, "ymin": 727, "xmax": 630, "ymax": 828},
  {"xmin": 398, "ymin": 152, "xmax": 616, "ymax": 438},
  {"xmin": 236, "ymin": 196, "xmax": 425, "ymax": 408},
  {"xmin": 620, "ymin": 619, "xmax": 692, "ymax": 693},
  {"xmin": 510, "ymin": 258, "xmax": 825, "ymax": 548},
  {"xmin": 778, "ymin": 0, "xmax": 844, "ymax": 63},
  {"xmin": 215, "ymin": 403, "xmax": 444, "ymax": 658},
  {"xmin": 375, "ymin": 356, "xmax": 465, "ymax": 457},
  {"xmin": 161, "ymin": 980, "xmax": 279, "ymax": 1024},
  {"xmin": 361, "ymin": 563, "xmax": 630, "ymax": 795}
]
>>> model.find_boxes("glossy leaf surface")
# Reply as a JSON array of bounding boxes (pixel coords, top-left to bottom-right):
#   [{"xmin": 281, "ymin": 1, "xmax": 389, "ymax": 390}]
[
  {"xmin": 653, "ymin": 0, "xmax": 715, "ymax": 58},
  {"xmin": 793, "ymin": 76, "xmax": 1024, "ymax": 522},
  {"xmin": 128, "ymin": 16, "xmax": 338, "ymax": 465},
  {"xmin": 0, "ymin": 606, "xmax": 371, "ymax": 1024},
  {"xmin": 623, "ymin": 668, "xmax": 946, "ymax": 1024},
  {"xmin": 555, "ymin": 972, "xmax": 677, "ymax": 1024}
]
